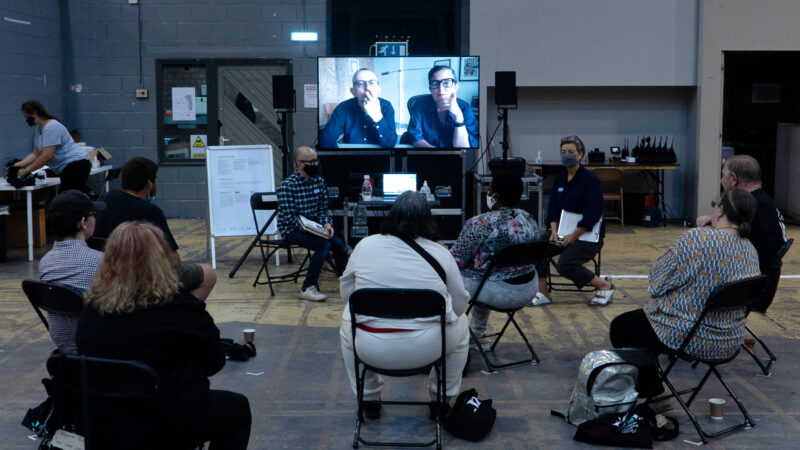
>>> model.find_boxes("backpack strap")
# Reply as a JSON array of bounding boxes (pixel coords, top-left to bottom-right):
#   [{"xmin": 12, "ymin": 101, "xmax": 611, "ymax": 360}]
[
  {"xmin": 398, "ymin": 235, "xmax": 446, "ymax": 283},
  {"xmin": 550, "ymin": 409, "xmax": 571, "ymax": 424}
]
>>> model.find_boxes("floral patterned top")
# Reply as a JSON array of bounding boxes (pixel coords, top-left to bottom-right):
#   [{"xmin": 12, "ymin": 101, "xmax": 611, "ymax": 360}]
[
  {"xmin": 644, "ymin": 228, "xmax": 760, "ymax": 360},
  {"xmin": 451, "ymin": 208, "xmax": 544, "ymax": 282}
]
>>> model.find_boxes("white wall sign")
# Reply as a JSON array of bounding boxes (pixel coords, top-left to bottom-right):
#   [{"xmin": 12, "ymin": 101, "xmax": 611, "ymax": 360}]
[
  {"xmin": 304, "ymin": 84, "xmax": 318, "ymax": 108},
  {"xmin": 172, "ymin": 87, "xmax": 196, "ymax": 121}
]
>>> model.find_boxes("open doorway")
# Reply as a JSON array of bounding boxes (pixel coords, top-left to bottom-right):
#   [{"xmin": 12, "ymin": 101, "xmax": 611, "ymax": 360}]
[{"xmin": 722, "ymin": 51, "xmax": 800, "ymax": 198}]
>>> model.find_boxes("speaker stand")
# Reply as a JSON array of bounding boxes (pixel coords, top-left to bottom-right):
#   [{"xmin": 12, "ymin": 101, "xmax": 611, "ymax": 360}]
[
  {"xmin": 277, "ymin": 110, "xmax": 290, "ymax": 179},
  {"xmin": 488, "ymin": 107, "xmax": 526, "ymax": 178}
]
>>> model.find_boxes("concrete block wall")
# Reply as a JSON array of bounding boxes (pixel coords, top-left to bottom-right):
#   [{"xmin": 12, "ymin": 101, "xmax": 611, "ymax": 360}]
[
  {"xmin": 3, "ymin": 0, "xmax": 326, "ymax": 218},
  {"xmin": 63, "ymin": 0, "xmax": 326, "ymax": 218},
  {"xmin": 0, "ymin": 0, "xmax": 64, "ymax": 160}
]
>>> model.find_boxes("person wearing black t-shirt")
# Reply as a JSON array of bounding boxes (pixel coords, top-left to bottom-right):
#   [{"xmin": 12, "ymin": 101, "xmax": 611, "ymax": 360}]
[
  {"xmin": 78, "ymin": 222, "xmax": 250, "ymax": 449},
  {"xmin": 696, "ymin": 154, "xmax": 786, "ymax": 312},
  {"xmin": 95, "ymin": 157, "xmax": 217, "ymax": 300}
]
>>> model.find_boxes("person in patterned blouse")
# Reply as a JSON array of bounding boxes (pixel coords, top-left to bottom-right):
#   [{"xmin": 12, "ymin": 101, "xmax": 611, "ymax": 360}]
[
  {"xmin": 39, "ymin": 190, "xmax": 105, "ymax": 354},
  {"xmin": 277, "ymin": 146, "xmax": 348, "ymax": 302},
  {"xmin": 609, "ymin": 188, "xmax": 760, "ymax": 397},
  {"xmin": 451, "ymin": 176, "xmax": 545, "ymax": 338}
]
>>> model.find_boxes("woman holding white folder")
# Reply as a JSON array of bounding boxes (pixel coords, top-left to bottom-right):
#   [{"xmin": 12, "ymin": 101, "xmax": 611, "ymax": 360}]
[{"xmin": 532, "ymin": 135, "xmax": 614, "ymax": 306}]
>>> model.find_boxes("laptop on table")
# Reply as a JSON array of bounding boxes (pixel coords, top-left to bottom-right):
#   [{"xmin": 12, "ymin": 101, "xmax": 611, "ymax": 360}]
[{"xmin": 381, "ymin": 173, "xmax": 417, "ymax": 201}]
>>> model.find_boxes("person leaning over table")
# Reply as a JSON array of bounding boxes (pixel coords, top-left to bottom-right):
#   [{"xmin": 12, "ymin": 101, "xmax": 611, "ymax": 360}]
[
  {"xmin": 8, "ymin": 100, "xmax": 90, "ymax": 192},
  {"xmin": 609, "ymin": 188, "xmax": 760, "ymax": 398},
  {"xmin": 339, "ymin": 191, "xmax": 470, "ymax": 420},
  {"xmin": 532, "ymin": 135, "xmax": 614, "ymax": 307},
  {"xmin": 319, "ymin": 68, "xmax": 397, "ymax": 148},
  {"xmin": 450, "ymin": 175, "xmax": 544, "ymax": 341},
  {"xmin": 406, "ymin": 65, "xmax": 479, "ymax": 148}
]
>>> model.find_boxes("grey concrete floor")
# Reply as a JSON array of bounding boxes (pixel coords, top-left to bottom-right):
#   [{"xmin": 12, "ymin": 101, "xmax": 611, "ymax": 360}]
[{"xmin": 2, "ymin": 220, "xmax": 799, "ymax": 449}]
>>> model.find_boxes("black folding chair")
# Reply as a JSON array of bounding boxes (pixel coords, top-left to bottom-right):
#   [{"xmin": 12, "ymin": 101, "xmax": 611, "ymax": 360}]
[
  {"xmin": 467, "ymin": 240, "xmax": 548, "ymax": 373},
  {"xmin": 45, "ymin": 354, "xmax": 202, "ymax": 450},
  {"xmin": 228, "ymin": 192, "xmax": 310, "ymax": 295},
  {"xmin": 646, "ymin": 275, "xmax": 769, "ymax": 445},
  {"xmin": 742, "ymin": 238, "xmax": 793, "ymax": 375},
  {"xmin": 349, "ymin": 288, "xmax": 447, "ymax": 449},
  {"xmin": 547, "ymin": 247, "xmax": 602, "ymax": 292},
  {"xmin": 22, "ymin": 279, "xmax": 84, "ymax": 334}
]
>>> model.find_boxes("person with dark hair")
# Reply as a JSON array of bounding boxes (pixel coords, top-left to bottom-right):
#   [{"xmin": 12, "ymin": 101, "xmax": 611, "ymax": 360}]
[
  {"xmin": 451, "ymin": 176, "xmax": 544, "ymax": 340},
  {"xmin": 38, "ymin": 190, "xmax": 105, "ymax": 354},
  {"xmin": 609, "ymin": 188, "xmax": 760, "ymax": 397},
  {"xmin": 535, "ymin": 135, "xmax": 614, "ymax": 306},
  {"xmin": 696, "ymin": 154, "xmax": 786, "ymax": 312},
  {"xmin": 9, "ymin": 100, "xmax": 90, "ymax": 191},
  {"xmin": 319, "ymin": 68, "xmax": 397, "ymax": 148},
  {"xmin": 339, "ymin": 191, "xmax": 470, "ymax": 419},
  {"xmin": 77, "ymin": 222, "xmax": 251, "ymax": 449},
  {"xmin": 406, "ymin": 65, "xmax": 479, "ymax": 148},
  {"xmin": 95, "ymin": 157, "xmax": 217, "ymax": 300},
  {"xmin": 278, "ymin": 146, "xmax": 349, "ymax": 301}
]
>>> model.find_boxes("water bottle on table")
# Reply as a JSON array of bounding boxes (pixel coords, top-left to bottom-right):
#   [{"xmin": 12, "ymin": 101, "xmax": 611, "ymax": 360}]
[
  {"xmin": 420, "ymin": 180, "xmax": 434, "ymax": 201},
  {"xmin": 361, "ymin": 174, "xmax": 372, "ymax": 201}
]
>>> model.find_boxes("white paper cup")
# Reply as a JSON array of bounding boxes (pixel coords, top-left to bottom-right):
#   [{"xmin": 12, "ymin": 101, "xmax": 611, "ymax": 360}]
[
  {"xmin": 709, "ymin": 398, "xmax": 725, "ymax": 420},
  {"xmin": 243, "ymin": 328, "xmax": 256, "ymax": 343}
]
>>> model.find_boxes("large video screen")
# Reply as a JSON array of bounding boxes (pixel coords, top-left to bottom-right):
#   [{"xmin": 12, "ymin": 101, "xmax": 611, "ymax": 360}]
[{"xmin": 318, "ymin": 56, "xmax": 480, "ymax": 150}]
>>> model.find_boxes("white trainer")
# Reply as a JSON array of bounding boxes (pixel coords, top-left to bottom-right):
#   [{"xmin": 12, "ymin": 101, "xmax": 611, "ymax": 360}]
[
  {"xmin": 591, "ymin": 278, "xmax": 614, "ymax": 306},
  {"xmin": 530, "ymin": 292, "xmax": 552, "ymax": 306},
  {"xmin": 300, "ymin": 285, "xmax": 327, "ymax": 302}
]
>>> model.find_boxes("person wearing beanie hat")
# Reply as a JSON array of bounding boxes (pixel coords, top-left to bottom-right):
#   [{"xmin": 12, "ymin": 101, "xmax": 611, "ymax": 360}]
[{"xmin": 38, "ymin": 189, "xmax": 105, "ymax": 354}]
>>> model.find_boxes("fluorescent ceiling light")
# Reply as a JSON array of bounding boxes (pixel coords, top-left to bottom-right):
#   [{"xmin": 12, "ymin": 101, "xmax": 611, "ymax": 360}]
[{"xmin": 291, "ymin": 32, "xmax": 318, "ymax": 42}]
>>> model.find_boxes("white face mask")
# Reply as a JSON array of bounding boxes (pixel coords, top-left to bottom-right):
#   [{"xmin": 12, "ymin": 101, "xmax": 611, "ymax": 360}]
[{"xmin": 486, "ymin": 194, "xmax": 497, "ymax": 210}]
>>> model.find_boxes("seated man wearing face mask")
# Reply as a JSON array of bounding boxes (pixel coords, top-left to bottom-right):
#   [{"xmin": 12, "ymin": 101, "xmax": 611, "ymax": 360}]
[
  {"xmin": 277, "ymin": 146, "xmax": 349, "ymax": 302},
  {"xmin": 94, "ymin": 157, "xmax": 217, "ymax": 300}
]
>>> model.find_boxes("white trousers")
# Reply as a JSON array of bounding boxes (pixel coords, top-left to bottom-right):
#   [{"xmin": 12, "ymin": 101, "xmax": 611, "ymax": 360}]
[{"xmin": 339, "ymin": 314, "xmax": 469, "ymax": 400}]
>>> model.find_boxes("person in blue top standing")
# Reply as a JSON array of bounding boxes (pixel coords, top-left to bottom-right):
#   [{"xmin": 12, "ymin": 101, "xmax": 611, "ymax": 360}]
[
  {"xmin": 12, "ymin": 100, "xmax": 90, "ymax": 192},
  {"xmin": 319, "ymin": 69, "xmax": 397, "ymax": 148},
  {"xmin": 406, "ymin": 65, "xmax": 479, "ymax": 148},
  {"xmin": 533, "ymin": 135, "xmax": 614, "ymax": 306}
]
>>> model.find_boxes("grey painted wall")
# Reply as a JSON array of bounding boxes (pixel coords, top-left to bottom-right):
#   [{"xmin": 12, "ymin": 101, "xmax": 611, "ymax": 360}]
[
  {"xmin": 0, "ymin": 0, "xmax": 64, "ymax": 161},
  {"xmin": 471, "ymin": 0, "xmax": 699, "ymax": 218},
  {"xmin": 471, "ymin": 0, "xmax": 698, "ymax": 87}
]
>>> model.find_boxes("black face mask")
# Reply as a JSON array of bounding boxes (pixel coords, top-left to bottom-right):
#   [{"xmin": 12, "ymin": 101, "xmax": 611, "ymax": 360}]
[
  {"xmin": 25, "ymin": 116, "xmax": 36, "ymax": 127},
  {"xmin": 303, "ymin": 164, "xmax": 320, "ymax": 177}
]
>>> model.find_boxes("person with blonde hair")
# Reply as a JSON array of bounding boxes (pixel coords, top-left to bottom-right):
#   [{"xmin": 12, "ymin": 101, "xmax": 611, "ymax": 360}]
[{"xmin": 77, "ymin": 221, "xmax": 251, "ymax": 449}]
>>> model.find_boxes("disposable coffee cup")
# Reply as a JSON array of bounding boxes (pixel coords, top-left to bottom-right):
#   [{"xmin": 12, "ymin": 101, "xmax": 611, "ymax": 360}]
[
  {"xmin": 709, "ymin": 398, "xmax": 725, "ymax": 420},
  {"xmin": 243, "ymin": 328, "xmax": 256, "ymax": 344},
  {"xmin": 743, "ymin": 338, "xmax": 756, "ymax": 351}
]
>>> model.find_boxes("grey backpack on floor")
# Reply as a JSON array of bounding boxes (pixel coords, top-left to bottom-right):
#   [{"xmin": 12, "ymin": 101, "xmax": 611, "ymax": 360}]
[{"xmin": 553, "ymin": 350, "xmax": 639, "ymax": 425}]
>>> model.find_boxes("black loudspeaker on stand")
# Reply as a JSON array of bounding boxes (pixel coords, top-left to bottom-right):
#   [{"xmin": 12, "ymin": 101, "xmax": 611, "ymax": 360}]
[
  {"xmin": 495, "ymin": 71, "xmax": 517, "ymax": 109},
  {"xmin": 273, "ymin": 75, "xmax": 295, "ymax": 179},
  {"xmin": 489, "ymin": 71, "xmax": 525, "ymax": 179}
]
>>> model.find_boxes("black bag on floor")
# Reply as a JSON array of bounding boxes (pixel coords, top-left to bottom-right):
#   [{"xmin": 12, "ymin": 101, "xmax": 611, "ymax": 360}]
[
  {"xmin": 220, "ymin": 339, "xmax": 256, "ymax": 361},
  {"xmin": 443, "ymin": 388, "xmax": 496, "ymax": 442},
  {"xmin": 573, "ymin": 404, "xmax": 657, "ymax": 448}
]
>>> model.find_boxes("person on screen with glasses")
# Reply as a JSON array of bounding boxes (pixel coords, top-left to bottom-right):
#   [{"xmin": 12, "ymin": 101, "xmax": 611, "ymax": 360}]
[
  {"xmin": 319, "ymin": 68, "xmax": 397, "ymax": 148},
  {"xmin": 406, "ymin": 65, "xmax": 479, "ymax": 148},
  {"xmin": 277, "ymin": 146, "xmax": 349, "ymax": 302}
]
